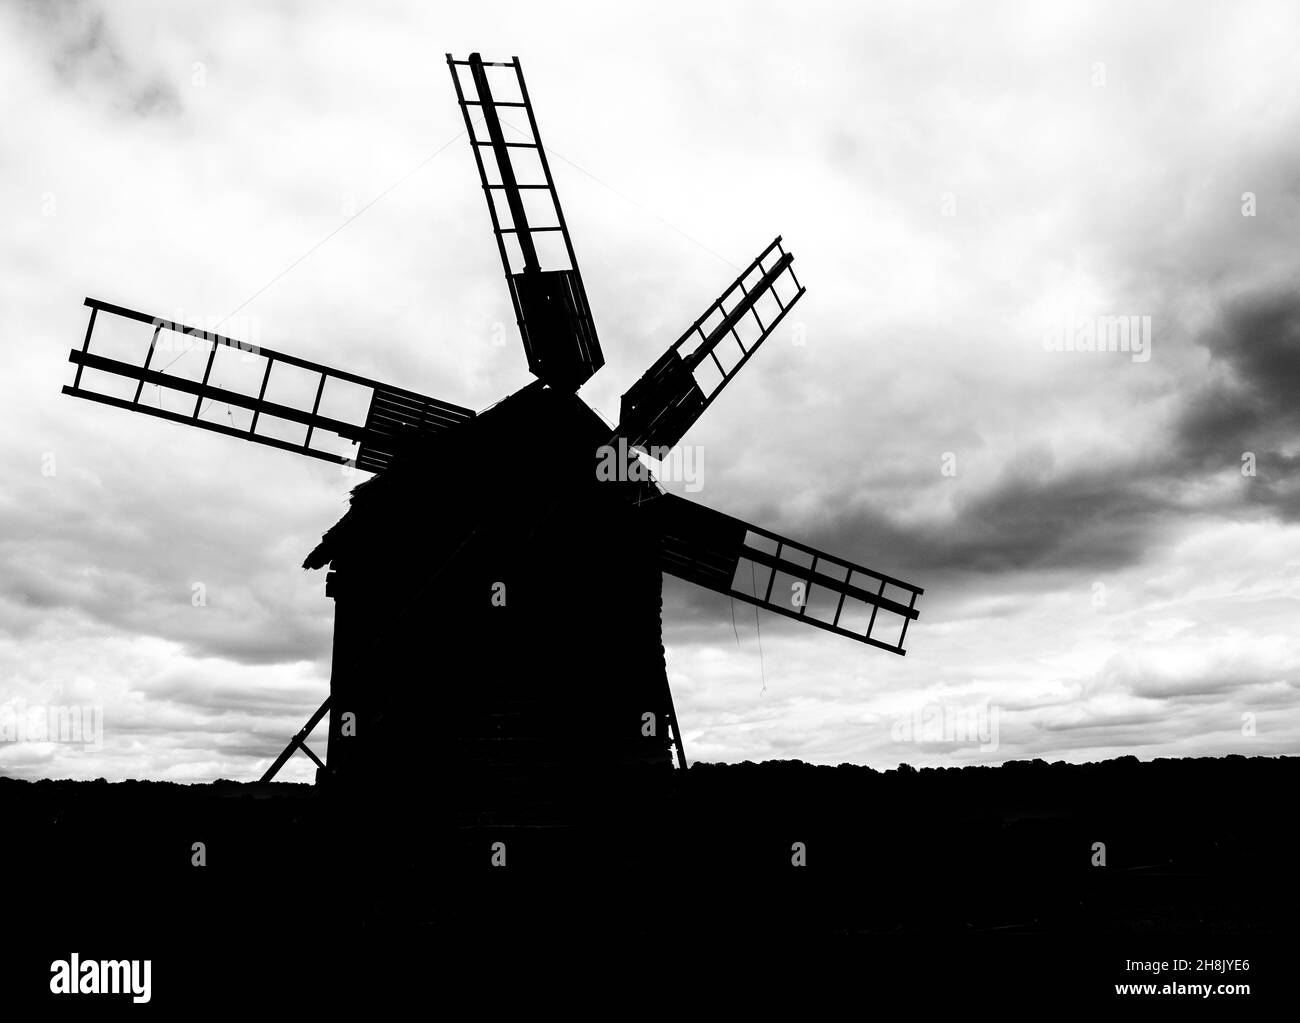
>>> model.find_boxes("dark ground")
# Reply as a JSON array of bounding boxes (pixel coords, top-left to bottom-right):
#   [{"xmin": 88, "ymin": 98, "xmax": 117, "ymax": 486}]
[{"xmin": 1, "ymin": 755, "xmax": 1293, "ymax": 1012}]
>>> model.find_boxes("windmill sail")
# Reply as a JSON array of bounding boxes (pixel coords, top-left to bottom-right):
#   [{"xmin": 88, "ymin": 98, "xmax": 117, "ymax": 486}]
[
  {"xmin": 618, "ymin": 237, "xmax": 804, "ymax": 452},
  {"xmin": 447, "ymin": 52, "xmax": 603, "ymax": 392},
  {"xmin": 63, "ymin": 298, "xmax": 474, "ymax": 473},
  {"xmin": 648, "ymin": 492, "xmax": 922, "ymax": 655}
]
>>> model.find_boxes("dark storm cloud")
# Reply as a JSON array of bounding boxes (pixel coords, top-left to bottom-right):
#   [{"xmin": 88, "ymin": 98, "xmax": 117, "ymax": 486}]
[
  {"xmin": 796, "ymin": 465, "xmax": 1175, "ymax": 591},
  {"xmin": 1175, "ymin": 290, "xmax": 1300, "ymax": 516},
  {"xmin": 772, "ymin": 286, "xmax": 1300, "ymax": 595}
]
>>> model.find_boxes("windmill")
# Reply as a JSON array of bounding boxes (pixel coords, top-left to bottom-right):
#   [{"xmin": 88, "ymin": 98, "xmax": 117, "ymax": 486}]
[{"xmin": 61, "ymin": 54, "xmax": 924, "ymax": 804}]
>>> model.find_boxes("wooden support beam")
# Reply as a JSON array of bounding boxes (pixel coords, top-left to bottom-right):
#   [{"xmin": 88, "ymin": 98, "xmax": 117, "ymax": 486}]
[{"xmin": 260, "ymin": 697, "xmax": 331, "ymax": 783}]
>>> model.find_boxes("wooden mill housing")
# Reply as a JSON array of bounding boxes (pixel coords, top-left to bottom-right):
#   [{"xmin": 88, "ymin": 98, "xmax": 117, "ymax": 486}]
[{"xmin": 303, "ymin": 382, "xmax": 679, "ymax": 807}]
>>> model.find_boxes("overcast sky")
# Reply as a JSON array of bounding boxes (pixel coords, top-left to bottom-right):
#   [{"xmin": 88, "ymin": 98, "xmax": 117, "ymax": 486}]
[{"xmin": 3, "ymin": 0, "xmax": 1299, "ymax": 781}]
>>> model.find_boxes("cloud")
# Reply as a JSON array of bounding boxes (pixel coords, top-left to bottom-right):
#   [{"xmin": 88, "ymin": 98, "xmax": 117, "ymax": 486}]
[
  {"xmin": 17, "ymin": 0, "xmax": 183, "ymax": 117},
  {"xmin": 1099, "ymin": 635, "xmax": 1300, "ymax": 700},
  {"xmin": 1174, "ymin": 291, "xmax": 1300, "ymax": 515}
]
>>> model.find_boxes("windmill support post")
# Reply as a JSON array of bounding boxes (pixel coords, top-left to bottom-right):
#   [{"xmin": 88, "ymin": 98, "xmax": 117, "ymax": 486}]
[{"xmin": 260, "ymin": 697, "xmax": 331, "ymax": 783}]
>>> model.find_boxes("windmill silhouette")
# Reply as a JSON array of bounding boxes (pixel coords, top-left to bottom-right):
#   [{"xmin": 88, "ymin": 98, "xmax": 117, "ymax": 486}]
[{"xmin": 61, "ymin": 54, "xmax": 924, "ymax": 806}]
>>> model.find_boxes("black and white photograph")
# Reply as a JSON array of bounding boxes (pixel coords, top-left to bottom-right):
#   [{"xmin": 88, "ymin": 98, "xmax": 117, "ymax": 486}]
[{"xmin": 1, "ymin": 0, "xmax": 1295, "ymax": 1009}]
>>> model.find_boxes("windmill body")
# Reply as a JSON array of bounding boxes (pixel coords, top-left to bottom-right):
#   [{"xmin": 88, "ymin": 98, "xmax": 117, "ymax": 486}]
[
  {"xmin": 306, "ymin": 382, "xmax": 677, "ymax": 813},
  {"xmin": 61, "ymin": 53, "xmax": 925, "ymax": 796}
]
